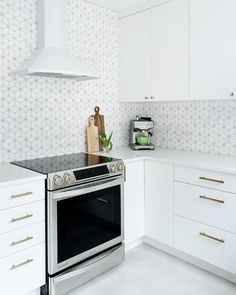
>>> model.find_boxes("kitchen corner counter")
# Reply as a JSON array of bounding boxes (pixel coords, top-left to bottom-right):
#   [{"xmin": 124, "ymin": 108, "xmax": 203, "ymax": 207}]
[
  {"xmin": 93, "ymin": 147, "xmax": 236, "ymax": 175},
  {"xmin": 0, "ymin": 163, "xmax": 46, "ymax": 188}
]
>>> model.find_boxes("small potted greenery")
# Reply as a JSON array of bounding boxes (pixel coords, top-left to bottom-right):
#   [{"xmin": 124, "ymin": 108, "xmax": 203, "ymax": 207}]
[{"xmin": 99, "ymin": 132, "xmax": 113, "ymax": 153}]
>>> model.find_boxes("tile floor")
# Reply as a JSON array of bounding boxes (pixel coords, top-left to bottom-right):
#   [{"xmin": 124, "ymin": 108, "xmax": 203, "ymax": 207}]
[{"xmin": 68, "ymin": 244, "xmax": 236, "ymax": 295}]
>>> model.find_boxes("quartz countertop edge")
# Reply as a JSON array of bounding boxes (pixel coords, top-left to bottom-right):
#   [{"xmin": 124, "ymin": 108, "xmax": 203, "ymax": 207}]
[
  {"xmin": 0, "ymin": 163, "xmax": 46, "ymax": 188},
  {"xmin": 92, "ymin": 147, "xmax": 236, "ymax": 175}
]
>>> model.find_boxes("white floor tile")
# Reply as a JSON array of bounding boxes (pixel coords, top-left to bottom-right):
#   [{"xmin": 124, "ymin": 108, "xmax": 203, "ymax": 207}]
[{"xmin": 68, "ymin": 244, "xmax": 236, "ymax": 295}]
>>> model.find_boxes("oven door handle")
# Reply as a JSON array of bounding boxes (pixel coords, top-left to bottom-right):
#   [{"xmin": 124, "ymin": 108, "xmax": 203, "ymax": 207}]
[{"xmin": 52, "ymin": 176, "xmax": 123, "ymax": 201}]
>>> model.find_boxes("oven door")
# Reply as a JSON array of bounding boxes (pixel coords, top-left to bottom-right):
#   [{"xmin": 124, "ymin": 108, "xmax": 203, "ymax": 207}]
[{"xmin": 48, "ymin": 175, "xmax": 124, "ymax": 275}]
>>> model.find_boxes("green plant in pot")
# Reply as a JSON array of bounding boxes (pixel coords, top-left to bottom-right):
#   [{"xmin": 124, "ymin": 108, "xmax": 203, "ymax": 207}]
[{"xmin": 99, "ymin": 132, "xmax": 113, "ymax": 153}]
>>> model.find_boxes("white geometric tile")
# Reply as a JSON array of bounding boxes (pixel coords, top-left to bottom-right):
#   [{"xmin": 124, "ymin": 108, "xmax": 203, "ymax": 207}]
[{"xmin": 0, "ymin": 0, "xmax": 236, "ymax": 164}]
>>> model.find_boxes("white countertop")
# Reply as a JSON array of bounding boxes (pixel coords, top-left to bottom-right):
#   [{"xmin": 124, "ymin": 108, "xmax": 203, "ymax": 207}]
[
  {"xmin": 93, "ymin": 147, "xmax": 236, "ymax": 175},
  {"xmin": 0, "ymin": 163, "xmax": 46, "ymax": 188},
  {"xmin": 1, "ymin": 148, "xmax": 235, "ymax": 188}
]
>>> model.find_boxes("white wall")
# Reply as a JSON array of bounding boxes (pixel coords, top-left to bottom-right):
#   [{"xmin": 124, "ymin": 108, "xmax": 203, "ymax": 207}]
[{"xmin": 0, "ymin": 0, "xmax": 235, "ymax": 163}]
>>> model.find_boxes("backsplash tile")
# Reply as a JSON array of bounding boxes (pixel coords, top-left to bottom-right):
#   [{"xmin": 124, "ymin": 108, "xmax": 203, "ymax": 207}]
[
  {"xmin": 0, "ymin": 0, "xmax": 236, "ymax": 163},
  {"xmin": 142, "ymin": 100, "xmax": 236, "ymax": 155}
]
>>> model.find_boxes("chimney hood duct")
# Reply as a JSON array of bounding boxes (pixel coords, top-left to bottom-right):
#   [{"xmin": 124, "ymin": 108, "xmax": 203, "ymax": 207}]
[{"xmin": 13, "ymin": 0, "xmax": 98, "ymax": 80}]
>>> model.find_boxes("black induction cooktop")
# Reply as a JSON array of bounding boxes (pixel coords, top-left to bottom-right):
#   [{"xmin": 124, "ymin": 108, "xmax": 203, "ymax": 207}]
[{"xmin": 12, "ymin": 152, "xmax": 117, "ymax": 174}]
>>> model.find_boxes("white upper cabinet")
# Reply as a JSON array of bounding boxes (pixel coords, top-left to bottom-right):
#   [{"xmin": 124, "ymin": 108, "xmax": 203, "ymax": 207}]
[
  {"xmin": 119, "ymin": 0, "xmax": 236, "ymax": 102},
  {"xmin": 119, "ymin": 10, "xmax": 151, "ymax": 102},
  {"xmin": 190, "ymin": 0, "xmax": 236, "ymax": 100},
  {"xmin": 151, "ymin": 0, "xmax": 189, "ymax": 101},
  {"xmin": 119, "ymin": 0, "xmax": 189, "ymax": 102}
]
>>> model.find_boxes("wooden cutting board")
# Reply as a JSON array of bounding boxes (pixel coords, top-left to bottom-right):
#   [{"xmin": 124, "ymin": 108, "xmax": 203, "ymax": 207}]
[
  {"xmin": 87, "ymin": 116, "xmax": 99, "ymax": 153},
  {"xmin": 92, "ymin": 106, "xmax": 105, "ymax": 150}
]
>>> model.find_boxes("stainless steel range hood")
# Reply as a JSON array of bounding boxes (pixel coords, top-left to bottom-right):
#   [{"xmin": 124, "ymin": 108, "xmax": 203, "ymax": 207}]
[{"xmin": 13, "ymin": 0, "xmax": 98, "ymax": 80}]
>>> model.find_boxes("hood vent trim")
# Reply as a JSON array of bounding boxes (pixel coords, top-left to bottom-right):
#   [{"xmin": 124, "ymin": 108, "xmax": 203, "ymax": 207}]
[{"xmin": 12, "ymin": 0, "xmax": 98, "ymax": 80}]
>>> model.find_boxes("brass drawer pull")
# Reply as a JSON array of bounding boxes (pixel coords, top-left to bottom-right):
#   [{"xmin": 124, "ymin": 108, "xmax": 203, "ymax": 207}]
[
  {"xmin": 11, "ymin": 236, "xmax": 33, "ymax": 247},
  {"xmin": 199, "ymin": 195, "xmax": 224, "ymax": 204},
  {"xmin": 11, "ymin": 192, "xmax": 33, "ymax": 199},
  {"xmin": 11, "ymin": 214, "xmax": 33, "ymax": 223},
  {"xmin": 199, "ymin": 177, "xmax": 224, "ymax": 184},
  {"xmin": 10, "ymin": 259, "xmax": 33, "ymax": 271},
  {"xmin": 200, "ymin": 232, "xmax": 225, "ymax": 243}
]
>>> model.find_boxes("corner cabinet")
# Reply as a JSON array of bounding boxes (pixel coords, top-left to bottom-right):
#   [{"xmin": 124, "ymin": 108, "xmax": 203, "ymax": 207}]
[
  {"xmin": 124, "ymin": 160, "xmax": 145, "ymax": 246},
  {"xmin": 119, "ymin": 153, "xmax": 236, "ymax": 282},
  {"xmin": 145, "ymin": 160, "xmax": 174, "ymax": 246}
]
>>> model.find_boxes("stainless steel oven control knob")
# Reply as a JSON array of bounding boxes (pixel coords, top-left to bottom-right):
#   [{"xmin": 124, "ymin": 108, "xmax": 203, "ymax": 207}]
[
  {"xmin": 53, "ymin": 175, "xmax": 63, "ymax": 187},
  {"xmin": 110, "ymin": 164, "xmax": 116, "ymax": 173},
  {"xmin": 117, "ymin": 163, "xmax": 123, "ymax": 172},
  {"xmin": 64, "ymin": 173, "xmax": 74, "ymax": 184}
]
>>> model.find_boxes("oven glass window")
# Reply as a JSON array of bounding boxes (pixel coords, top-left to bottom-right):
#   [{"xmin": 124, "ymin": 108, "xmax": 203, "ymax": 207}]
[{"xmin": 57, "ymin": 185, "xmax": 121, "ymax": 263}]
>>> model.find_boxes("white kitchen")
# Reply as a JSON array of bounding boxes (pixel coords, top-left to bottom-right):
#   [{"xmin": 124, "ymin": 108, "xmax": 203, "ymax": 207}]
[{"xmin": 1, "ymin": 0, "xmax": 236, "ymax": 294}]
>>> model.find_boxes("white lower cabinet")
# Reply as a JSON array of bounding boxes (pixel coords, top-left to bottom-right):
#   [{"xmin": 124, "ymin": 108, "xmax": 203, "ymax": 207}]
[
  {"xmin": 0, "ymin": 179, "xmax": 46, "ymax": 295},
  {"xmin": 124, "ymin": 160, "xmax": 145, "ymax": 245},
  {"xmin": 172, "ymin": 165, "xmax": 236, "ymax": 280},
  {"xmin": 0, "ymin": 200, "xmax": 45, "ymax": 234},
  {"xmin": 0, "ymin": 180, "xmax": 45, "ymax": 211},
  {"xmin": 0, "ymin": 243, "xmax": 45, "ymax": 295},
  {"xmin": 174, "ymin": 165, "xmax": 236, "ymax": 194},
  {"xmin": 174, "ymin": 215, "xmax": 236, "ymax": 274},
  {"xmin": 134, "ymin": 160, "xmax": 236, "ymax": 281},
  {"xmin": 0, "ymin": 222, "xmax": 45, "ymax": 258},
  {"xmin": 145, "ymin": 160, "xmax": 174, "ymax": 246},
  {"xmin": 174, "ymin": 182, "xmax": 236, "ymax": 233}
]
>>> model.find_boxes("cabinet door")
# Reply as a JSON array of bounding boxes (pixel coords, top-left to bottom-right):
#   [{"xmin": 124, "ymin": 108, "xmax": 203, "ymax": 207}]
[
  {"xmin": 0, "ymin": 243, "xmax": 45, "ymax": 295},
  {"xmin": 124, "ymin": 161, "xmax": 145, "ymax": 245},
  {"xmin": 151, "ymin": 0, "xmax": 189, "ymax": 101},
  {"xmin": 119, "ymin": 10, "xmax": 151, "ymax": 102},
  {"xmin": 190, "ymin": 0, "xmax": 236, "ymax": 99},
  {"xmin": 145, "ymin": 160, "xmax": 174, "ymax": 246}
]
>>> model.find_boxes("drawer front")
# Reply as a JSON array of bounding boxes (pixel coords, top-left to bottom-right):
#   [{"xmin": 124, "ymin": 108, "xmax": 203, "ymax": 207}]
[
  {"xmin": 0, "ymin": 222, "xmax": 45, "ymax": 258},
  {"xmin": 174, "ymin": 182, "xmax": 236, "ymax": 233},
  {"xmin": 174, "ymin": 215, "xmax": 236, "ymax": 274},
  {"xmin": 0, "ymin": 243, "xmax": 45, "ymax": 295},
  {"xmin": 174, "ymin": 165, "xmax": 236, "ymax": 193},
  {"xmin": 0, "ymin": 200, "xmax": 45, "ymax": 234},
  {"xmin": 0, "ymin": 180, "xmax": 45, "ymax": 211}
]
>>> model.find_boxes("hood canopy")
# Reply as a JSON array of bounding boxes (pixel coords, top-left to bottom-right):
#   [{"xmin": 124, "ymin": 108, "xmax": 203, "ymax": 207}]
[{"xmin": 13, "ymin": 0, "xmax": 98, "ymax": 80}]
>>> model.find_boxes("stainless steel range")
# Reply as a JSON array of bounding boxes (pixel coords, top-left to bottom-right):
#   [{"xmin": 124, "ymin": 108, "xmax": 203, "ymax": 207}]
[{"xmin": 13, "ymin": 153, "xmax": 125, "ymax": 295}]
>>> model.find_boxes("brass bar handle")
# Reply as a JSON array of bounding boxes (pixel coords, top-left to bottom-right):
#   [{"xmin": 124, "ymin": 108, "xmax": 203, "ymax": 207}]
[
  {"xmin": 10, "ymin": 236, "xmax": 33, "ymax": 247},
  {"xmin": 10, "ymin": 192, "xmax": 33, "ymax": 199},
  {"xmin": 199, "ymin": 232, "xmax": 225, "ymax": 243},
  {"xmin": 10, "ymin": 259, "xmax": 33, "ymax": 271},
  {"xmin": 199, "ymin": 177, "xmax": 224, "ymax": 184},
  {"xmin": 124, "ymin": 165, "xmax": 127, "ymax": 183},
  {"xmin": 11, "ymin": 214, "xmax": 33, "ymax": 223},
  {"xmin": 199, "ymin": 195, "xmax": 225, "ymax": 204}
]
